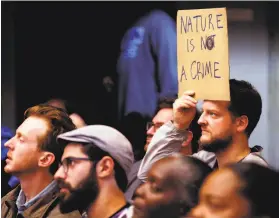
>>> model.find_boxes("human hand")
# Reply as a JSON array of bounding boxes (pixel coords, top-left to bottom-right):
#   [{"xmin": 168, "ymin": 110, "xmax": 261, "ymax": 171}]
[{"xmin": 173, "ymin": 91, "xmax": 197, "ymax": 130}]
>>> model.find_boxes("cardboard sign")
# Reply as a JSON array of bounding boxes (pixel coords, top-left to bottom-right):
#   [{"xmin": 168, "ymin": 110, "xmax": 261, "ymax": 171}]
[{"xmin": 177, "ymin": 8, "xmax": 230, "ymax": 100}]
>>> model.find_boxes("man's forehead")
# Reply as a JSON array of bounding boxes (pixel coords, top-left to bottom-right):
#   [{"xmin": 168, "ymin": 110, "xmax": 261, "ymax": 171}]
[
  {"xmin": 152, "ymin": 108, "xmax": 173, "ymax": 123},
  {"xmin": 202, "ymin": 169, "xmax": 240, "ymax": 197},
  {"xmin": 161, "ymin": 169, "xmax": 186, "ymax": 189},
  {"xmin": 202, "ymin": 100, "xmax": 230, "ymax": 110},
  {"xmin": 17, "ymin": 116, "xmax": 48, "ymax": 136},
  {"xmin": 152, "ymin": 158, "xmax": 182, "ymax": 182},
  {"xmin": 62, "ymin": 143, "xmax": 87, "ymax": 158}
]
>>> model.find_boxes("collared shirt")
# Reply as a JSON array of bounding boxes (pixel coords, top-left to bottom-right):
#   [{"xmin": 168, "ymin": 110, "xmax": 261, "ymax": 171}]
[{"xmin": 16, "ymin": 180, "xmax": 58, "ymax": 214}]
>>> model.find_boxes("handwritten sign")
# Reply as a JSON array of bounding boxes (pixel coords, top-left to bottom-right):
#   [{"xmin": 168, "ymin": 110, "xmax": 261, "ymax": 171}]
[{"xmin": 177, "ymin": 8, "xmax": 230, "ymax": 100}]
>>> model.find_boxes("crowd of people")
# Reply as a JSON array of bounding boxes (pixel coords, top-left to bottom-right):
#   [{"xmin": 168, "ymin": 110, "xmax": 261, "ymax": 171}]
[
  {"xmin": 2, "ymin": 78, "xmax": 279, "ymax": 218},
  {"xmin": 2, "ymin": 7, "xmax": 279, "ymax": 218}
]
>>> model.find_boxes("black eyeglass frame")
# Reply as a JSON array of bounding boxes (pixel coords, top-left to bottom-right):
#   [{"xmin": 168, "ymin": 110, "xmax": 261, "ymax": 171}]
[
  {"xmin": 146, "ymin": 122, "xmax": 164, "ymax": 131},
  {"xmin": 59, "ymin": 157, "xmax": 92, "ymax": 174}
]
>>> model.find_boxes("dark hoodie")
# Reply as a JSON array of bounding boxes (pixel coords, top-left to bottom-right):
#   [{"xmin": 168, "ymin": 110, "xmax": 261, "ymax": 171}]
[{"xmin": 116, "ymin": 9, "xmax": 178, "ymax": 120}]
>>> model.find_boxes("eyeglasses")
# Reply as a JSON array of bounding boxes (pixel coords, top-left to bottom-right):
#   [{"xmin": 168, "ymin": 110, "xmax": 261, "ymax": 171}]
[
  {"xmin": 59, "ymin": 157, "xmax": 92, "ymax": 174},
  {"xmin": 146, "ymin": 122, "xmax": 164, "ymax": 132}
]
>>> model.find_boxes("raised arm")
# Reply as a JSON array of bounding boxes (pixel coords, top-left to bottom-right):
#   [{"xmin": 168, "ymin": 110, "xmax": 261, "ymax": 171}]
[{"xmin": 138, "ymin": 91, "xmax": 197, "ymax": 181}]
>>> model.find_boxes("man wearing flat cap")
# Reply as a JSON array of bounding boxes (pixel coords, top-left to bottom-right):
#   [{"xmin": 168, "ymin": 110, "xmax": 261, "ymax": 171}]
[{"xmin": 54, "ymin": 125, "xmax": 134, "ymax": 218}]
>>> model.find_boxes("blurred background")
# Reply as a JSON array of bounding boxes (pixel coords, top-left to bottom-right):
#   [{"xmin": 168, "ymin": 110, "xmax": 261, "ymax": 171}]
[{"xmin": 2, "ymin": 1, "xmax": 279, "ymax": 169}]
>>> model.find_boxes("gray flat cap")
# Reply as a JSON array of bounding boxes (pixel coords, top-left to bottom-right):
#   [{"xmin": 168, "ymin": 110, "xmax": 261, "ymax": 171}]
[{"xmin": 57, "ymin": 125, "xmax": 134, "ymax": 178}]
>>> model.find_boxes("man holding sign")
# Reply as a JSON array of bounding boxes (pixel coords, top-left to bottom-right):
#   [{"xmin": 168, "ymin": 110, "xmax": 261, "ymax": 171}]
[
  {"xmin": 136, "ymin": 7, "xmax": 267, "ymax": 181},
  {"xmin": 138, "ymin": 79, "xmax": 268, "ymax": 182}
]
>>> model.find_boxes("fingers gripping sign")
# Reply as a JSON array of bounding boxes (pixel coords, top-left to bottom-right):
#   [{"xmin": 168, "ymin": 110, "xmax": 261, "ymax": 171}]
[{"xmin": 173, "ymin": 90, "xmax": 197, "ymax": 130}]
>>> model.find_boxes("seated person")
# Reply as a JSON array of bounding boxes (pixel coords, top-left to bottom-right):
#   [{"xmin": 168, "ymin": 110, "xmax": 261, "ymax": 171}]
[
  {"xmin": 188, "ymin": 162, "xmax": 279, "ymax": 218},
  {"xmin": 131, "ymin": 154, "xmax": 212, "ymax": 218}
]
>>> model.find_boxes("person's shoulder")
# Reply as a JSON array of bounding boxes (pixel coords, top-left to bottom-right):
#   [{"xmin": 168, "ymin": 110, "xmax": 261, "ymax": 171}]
[
  {"xmin": 192, "ymin": 150, "xmax": 216, "ymax": 167},
  {"xmin": 2, "ymin": 185, "xmax": 20, "ymax": 202},
  {"xmin": 2, "ymin": 192, "xmax": 11, "ymax": 202},
  {"xmin": 243, "ymin": 152, "xmax": 268, "ymax": 167},
  {"xmin": 193, "ymin": 150, "xmax": 216, "ymax": 161},
  {"xmin": 129, "ymin": 160, "xmax": 142, "ymax": 176}
]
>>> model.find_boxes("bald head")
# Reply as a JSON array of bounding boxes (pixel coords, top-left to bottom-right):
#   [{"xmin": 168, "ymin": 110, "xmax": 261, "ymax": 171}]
[{"xmin": 133, "ymin": 155, "xmax": 212, "ymax": 218}]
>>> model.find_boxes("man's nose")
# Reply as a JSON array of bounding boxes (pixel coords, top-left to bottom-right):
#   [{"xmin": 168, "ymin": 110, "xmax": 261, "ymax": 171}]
[
  {"xmin": 147, "ymin": 126, "xmax": 155, "ymax": 135},
  {"xmin": 134, "ymin": 182, "xmax": 147, "ymax": 199},
  {"xmin": 54, "ymin": 165, "xmax": 67, "ymax": 181},
  {"xmin": 198, "ymin": 113, "xmax": 207, "ymax": 126},
  {"xmin": 4, "ymin": 137, "xmax": 14, "ymax": 149}
]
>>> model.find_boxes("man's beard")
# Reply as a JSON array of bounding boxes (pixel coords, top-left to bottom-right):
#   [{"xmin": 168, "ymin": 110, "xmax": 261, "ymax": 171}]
[
  {"xmin": 58, "ymin": 168, "xmax": 99, "ymax": 214},
  {"xmin": 199, "ymin": 135, "xmax": 233, "ymax": 153}
]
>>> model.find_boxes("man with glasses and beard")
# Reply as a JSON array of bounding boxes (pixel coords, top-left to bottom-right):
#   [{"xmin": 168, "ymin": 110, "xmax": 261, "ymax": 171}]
[
  {"xmin": 54, "ymin": 125, "xmax": 134, "ymax": 218},
  {"xmin": 125, "ymin": 98, "xmax": 201, "ymax": 201},
  {"xmin": 138, "ymin": 79, "xmax": 268, "ymax": 182}
]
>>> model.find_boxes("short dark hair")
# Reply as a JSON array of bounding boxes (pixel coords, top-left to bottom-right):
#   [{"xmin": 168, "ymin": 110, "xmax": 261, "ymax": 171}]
[
  {"xmin": 24, "ymin": 104, "xmax": 76, "ymax": 174},
  {"xmin": 81, "ymin": 143, "xmax": 128, "ymax": 192},
  {"xmin": 157, "ymin": 96, "xmax": 177, "ymax": 111},
  {"xmin": 228, "ymin": 79, "xmax": 262, "ymax": 137},
  {"xmin": 175, "ymin": 155, "xmax": 212, "ymax": 214},
  {"xmin": 227, "ymin": 163, "xmax": 279, "ymax": 218}
]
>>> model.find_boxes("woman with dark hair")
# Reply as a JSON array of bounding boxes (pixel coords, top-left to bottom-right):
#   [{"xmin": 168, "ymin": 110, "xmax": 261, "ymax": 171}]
[{"xmin": 187, "ymin": 163, "xmax": 279, "ymax": 218}]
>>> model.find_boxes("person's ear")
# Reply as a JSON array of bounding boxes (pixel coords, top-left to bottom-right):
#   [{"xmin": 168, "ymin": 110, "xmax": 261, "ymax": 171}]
[
  {"xmin": 38, "ymin": 152, "xmax": 55, "ymax": 169},
  {"xmin": 236, "ymin": 115, "xmax": 249, "ymax": 134},
  {"xmin": 182, "ymin": 131, "xmax": 193, "ymax": 147},
  {"xmin": 180, "ymin": 131, "xmax": 194, "ymax": 155},
  {"xmin": 96, "ymin": 156, "xmax": 114, "ymax": 178}
]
